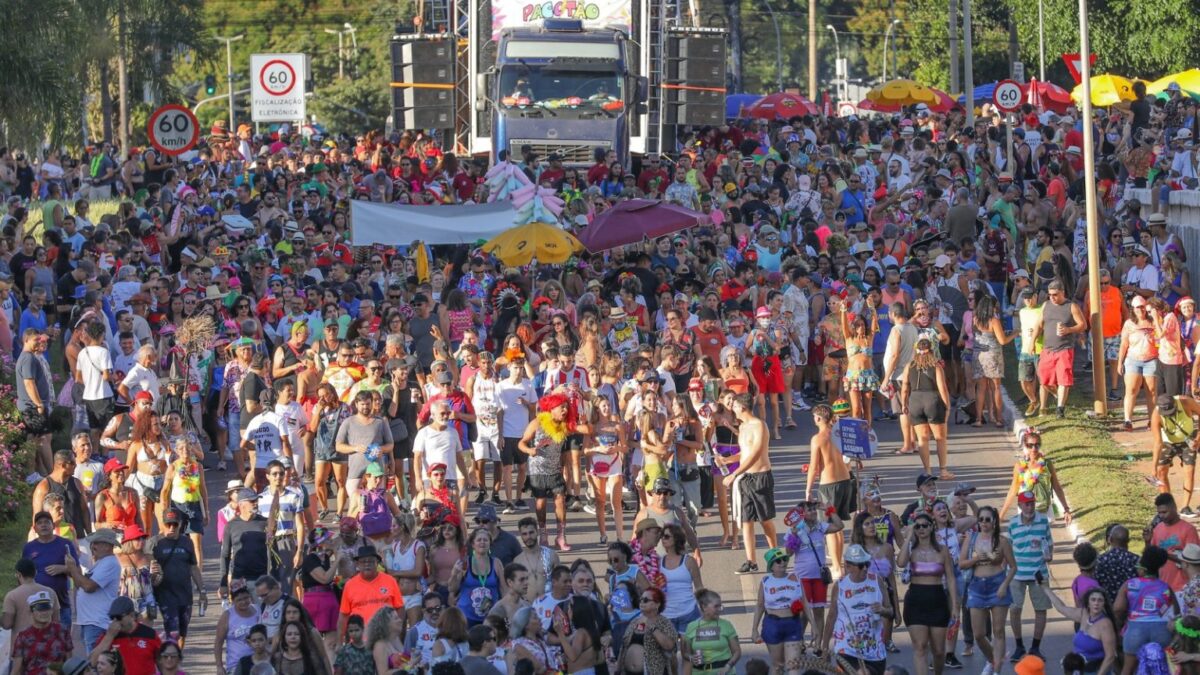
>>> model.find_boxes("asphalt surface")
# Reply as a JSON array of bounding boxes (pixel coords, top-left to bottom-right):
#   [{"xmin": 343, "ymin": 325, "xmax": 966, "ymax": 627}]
[{"xmin": 170, "ymin": 404, "xmax": 1081, "ymax": 674}]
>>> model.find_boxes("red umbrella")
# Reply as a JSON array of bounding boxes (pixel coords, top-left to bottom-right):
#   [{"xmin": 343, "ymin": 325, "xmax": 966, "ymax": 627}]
[
  {"xmin": 742, "ymin": 92, "xmax": 820, "ymax": 119},
  {"xmin": 1027, "ymin": 78, "xmax": 1074, "ymax": 114},
  {"xmin": 927, "ymin": 87, "xmax": 958, "ymax": 112},
  {"xmin": 576, "ymin": 200, "xmax": 710, "ymax": 253}
]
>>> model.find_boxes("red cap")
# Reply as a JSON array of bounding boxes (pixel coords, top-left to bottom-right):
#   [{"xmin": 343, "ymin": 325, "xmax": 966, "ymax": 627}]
[
  {"xmin": 1017, "ymin": 491, "xmax": 1036, "ymax": 504},
  {"xmin": 133, "ymin": 391, "xmax": 153, "ymax": 403},
  {"xmin": 428, "ymin": 462, "xmax": 448, "ymax": 475},
  {"xmin": 103, "ymin": 458, "xmax": 128, "ymax": 474},
  {"xmin": 687, "ymin": 378, "xmax": 704, "ymax": 392},
  {"xmin": 1025, "ymin": 114, "xmax": 1039, "ymax": 126}
]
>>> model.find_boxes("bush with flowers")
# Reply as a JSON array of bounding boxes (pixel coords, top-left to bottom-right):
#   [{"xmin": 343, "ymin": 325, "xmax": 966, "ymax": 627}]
[{"xmin": 0, "ymin": 353, "xmax": 36, "ymax": 521}]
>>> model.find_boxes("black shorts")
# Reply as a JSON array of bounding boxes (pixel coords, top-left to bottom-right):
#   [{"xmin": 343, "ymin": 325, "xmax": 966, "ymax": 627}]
[
  {"xmin": 818, "ymin": 478, "xmax": 856, "ymax": 520},
  {"xmin": 19, "ymin": 406, "xmax": 53, "ymax": 436},
  {"xmin": 502, "ymin": 437, "xmax": 527, "ymax": 466},
  {"xmin": 908, "ymin": 392, "xmax": 947, "ymax": 426},
  {"xmin": 526, "ymin": 473, "xmax": 566, "ymax": 499},
  {"xmin": 84, "ymin": 397, "xmax": 115, "ymax": 430},
  {"xmin": 737, "ymin": 472, "xmax": 776, "ymax": 522},
  {"xmin": 563, "ymin": 433, "xmax": 585, "ymax": 453}
]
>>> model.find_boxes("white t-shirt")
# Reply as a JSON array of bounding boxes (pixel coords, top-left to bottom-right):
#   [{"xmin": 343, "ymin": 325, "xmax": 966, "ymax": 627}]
[
  {"xmin": 75, "ymin": 554, "xmax": 120, "ymax": 628},
  {"xmin": 496, "ymin": 379, "xmax": 536, "ymax": 438},
  {"xmin": 1125, "ymin": 263, "xmax": 1161, "ymax": 292},
  {"xmin": 120, "ymin": 363, "xmax": 159, "ymax": 403},
  {"xmin": 78, "ymin": 344, "xmax": 114, "ymax": 401},
  {"xmin": 245, "ymin": 411, "xmax": 287, "ymax": 469},
  {"xmin": 413, "ymin": 424, "xmax": 463, "ymax": 480},
  {"xmin": 274, "ymin": 401, "xmax": 308, "ymax": 472}
]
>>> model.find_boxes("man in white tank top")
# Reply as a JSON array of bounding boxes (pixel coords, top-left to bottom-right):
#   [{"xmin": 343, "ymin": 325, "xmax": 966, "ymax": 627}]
[
  {"xmin": 821, "ymin": 544, "xmax": 892, "ymax": 674},
  {"xmin": 468, "ymin": 353, "xmax": 503, "ymax": 506}
]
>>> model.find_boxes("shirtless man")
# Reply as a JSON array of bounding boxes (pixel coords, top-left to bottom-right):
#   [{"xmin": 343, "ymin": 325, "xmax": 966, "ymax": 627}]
[
  {"xmin": 488, "ymin": 562, "xmax": 531, "ymax": 623},
  {"xmin": 805, "ymin": 404, "xmax": 854, "ymax": 575},
  {"xmin": 725, "ymin": 393, "xmax": 778, "ymax": 574},
  {"xmin": 513, "ymin": 516, "xmax": 559, "ymax": 603}
]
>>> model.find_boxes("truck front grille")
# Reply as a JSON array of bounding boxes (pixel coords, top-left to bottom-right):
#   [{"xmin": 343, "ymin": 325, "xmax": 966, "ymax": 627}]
[{"xmin": 509, "ymin": 140, "xmax": 612, "ymax": 166}]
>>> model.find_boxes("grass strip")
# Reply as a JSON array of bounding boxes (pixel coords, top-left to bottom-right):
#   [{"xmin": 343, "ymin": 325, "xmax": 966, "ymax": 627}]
[{"xmin": 1001, "ymin": 345, "xmax": 1155, "ymax": 546}]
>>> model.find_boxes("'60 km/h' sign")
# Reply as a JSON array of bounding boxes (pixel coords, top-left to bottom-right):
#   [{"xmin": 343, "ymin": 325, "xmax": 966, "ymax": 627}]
[
  {"xmin": 146, "ymin": 104, "xmax": 200, "ymax": 156},
  {"xmin": 250, "ymin": 53, "xmax": 308, "ymax": 123},
  {"xmin": 992, "ymin": 79, "xmax": 1024, "ymax": 113}
]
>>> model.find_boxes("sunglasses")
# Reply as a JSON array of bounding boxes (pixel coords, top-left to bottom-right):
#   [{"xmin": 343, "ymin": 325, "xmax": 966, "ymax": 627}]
[
  {"xmin": 424, "ymin": 605, "xmax": 443, "ymax": 612},
  {"xmin": 913, "ymin": 523, "xmax": 932, "ymax": 530},
  {"xmin": 979, "ymin": 517, "xmax": 994, "ymax": 523}
]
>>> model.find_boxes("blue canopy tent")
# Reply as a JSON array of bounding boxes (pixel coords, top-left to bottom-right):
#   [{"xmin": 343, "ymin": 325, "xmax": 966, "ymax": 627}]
[
  {"xmin": 727, "ymin": 93, "xmax": 764, "ymax": 119},
  {"xmin": 956, "ymin": 82, "xmax": 1002, "ymax": 105}
]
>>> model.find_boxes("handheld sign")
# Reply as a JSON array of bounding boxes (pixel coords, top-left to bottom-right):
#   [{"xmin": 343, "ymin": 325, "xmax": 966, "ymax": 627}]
[
  {"xmin": 831, "ymin": 417, "xmax": 878, "ymax": 459},
  {"xmin": 992, "ymin": 80, "xmax": 1023, "ymax": 113},
  {"xmin": 146, "ymin": 104, "xmax": 199, "ymax": 156}
]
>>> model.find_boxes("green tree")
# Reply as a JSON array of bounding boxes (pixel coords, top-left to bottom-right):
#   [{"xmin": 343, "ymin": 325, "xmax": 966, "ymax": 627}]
[{"xmin": 0, "ymin": 0, "xmax": 83, "ymax": 146}]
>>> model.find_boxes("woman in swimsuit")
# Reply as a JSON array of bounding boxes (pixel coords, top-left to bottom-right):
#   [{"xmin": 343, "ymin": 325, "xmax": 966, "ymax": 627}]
[
  {"xmin": 94, "ymin": 458, "xmax": 141, "ymax": 534},
  {"xmin": 898, "ymin": 513, "xmax": 958, "ymax": 675},
  {"xmin": 719, "ymin": 346, "xmax": 755, "ymax": 397},
  {"xmin": 840, "ymin": 295, "xmax": 881, "ymax": 426},
  {"xmin": 587, "ymin": 395, "xmax": 628, "ymax": 544},
  {"xmin": 816, "ymin": 296, "xmax": 848, "ymax": 406}
]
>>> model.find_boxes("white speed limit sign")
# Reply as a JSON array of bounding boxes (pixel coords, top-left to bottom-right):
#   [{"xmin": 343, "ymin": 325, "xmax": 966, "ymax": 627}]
[
  {"xmin": 250, "ymin": 53, "xmax": 308, "ymax": 122},
  {"xmin": 146, "ymin": 104, "xmax": 200, "ymax": 156},
  {"xmin": 992, "ymin": 79, "xmax": 1024, "ymax": 113}
]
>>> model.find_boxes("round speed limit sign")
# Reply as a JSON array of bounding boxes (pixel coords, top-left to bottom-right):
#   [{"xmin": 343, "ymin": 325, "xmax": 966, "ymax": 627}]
[
  {"xmin": 146, "ymin": 104, "xmax": 199, "ymax": 156},
  {"xmin": 259, "ymin": 59, "xmax": 298, "ymax": 96},
  {"xmin": 992, "ymin": 79, "xmax": 1024, "ymax": 113}
]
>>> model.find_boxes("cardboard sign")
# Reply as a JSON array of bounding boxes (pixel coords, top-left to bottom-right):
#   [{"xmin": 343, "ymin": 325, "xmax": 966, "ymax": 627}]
[{"xmin": 831, "ymin": 417, "xmax": 877, "ymax": 459}]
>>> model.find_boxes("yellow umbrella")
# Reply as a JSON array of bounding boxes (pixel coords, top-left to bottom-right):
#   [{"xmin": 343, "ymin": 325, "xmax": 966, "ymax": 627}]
[
  {"xmin": 482, "ymin": 221, "xmax": 582, "ymax": 266},
  {"xmin": 1147, "ymin": 68, "xmax": 1200, "ymax": 95},
  {"xmin": 865, "ymin": 79, "xmax": 940, "ymax": 107},
  {"xmin": 1070, "ymin": 74, "xmax": 1137, "ymax": 107}
]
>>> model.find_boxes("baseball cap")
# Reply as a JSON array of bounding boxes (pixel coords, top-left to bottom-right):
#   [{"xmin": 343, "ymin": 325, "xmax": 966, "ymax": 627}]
[
  {"xmin": 365, "ymin": 463, "xmax": 385, "ymax": 477},
  {"xmin": 104, "ymin": 457, "xmax": 128, "ymax": 473},
  {"xmin": 916, "ymin": 473, "xmax": 938, "ymax": 489},
  {"xmin": 236, "ymin": 487, "xmax": 260, "ymax": 503},
  {"xmin": 109, "ymin": 595, "xmax": 137, "ymax": 619},
  {"xmin": 933, "ymin": 254, "xmax": 952, "ymax": 269},
  {"xmin": 434, "ymin": 371, "xmax": 453, "ymax": 384},
  {"xmin": 476, "ymin": 504, "xmax": 499, "ymax": 523},
  {"xmin": 1017, "ymin": 491, "xmax": 1037, "ymax": 504}
]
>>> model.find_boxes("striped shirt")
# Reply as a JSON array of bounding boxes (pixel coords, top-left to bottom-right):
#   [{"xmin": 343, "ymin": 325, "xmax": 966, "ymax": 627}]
[
  {"xmin": 1008, "ymin": 512, "xmax": 1051, "ymax": 580},
  {"xmin": 258, "ymin": 486, "xmax": 305, "ymax": 535}
]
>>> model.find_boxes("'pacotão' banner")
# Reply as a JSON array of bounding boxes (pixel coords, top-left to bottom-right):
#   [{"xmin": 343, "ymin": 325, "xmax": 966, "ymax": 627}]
[{"xmin": 490, "ymin": 0, "xmax": 632, "ymax": 40}]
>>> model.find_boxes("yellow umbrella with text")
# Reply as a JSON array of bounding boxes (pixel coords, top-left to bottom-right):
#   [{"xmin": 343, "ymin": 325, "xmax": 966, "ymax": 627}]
[{"xmin": 482, "ymin": 221, "xmax": 583, "ymax": 267}]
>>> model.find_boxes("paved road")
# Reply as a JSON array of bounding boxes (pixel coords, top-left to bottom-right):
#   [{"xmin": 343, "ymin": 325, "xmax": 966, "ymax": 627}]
[{"xmin": 172, "ymin": 407, "xmax": 1081, "ymax": 674}]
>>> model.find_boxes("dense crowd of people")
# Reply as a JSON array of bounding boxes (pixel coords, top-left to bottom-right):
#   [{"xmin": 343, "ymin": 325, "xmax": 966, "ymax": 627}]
[{"xmin": 1, "ymin": 83, "xmax": 1200, "ymax": 675}]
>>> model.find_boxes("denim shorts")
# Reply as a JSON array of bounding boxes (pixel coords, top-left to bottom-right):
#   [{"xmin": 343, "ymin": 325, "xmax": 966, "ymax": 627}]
[
  {"xmin": 763, "ymin": 614, "xmax": 805, "ymax": 645},
  {"xmin": 1124, "ymin": 357, "xmax": 1158, "ymax": 377},
  {"xmin": 1122, "ymin": 620, "xmax": 1172, "ymax": 654},
  {"xmin": 966, "ymin": 569, "xmax": 1013, "ymax": 609},
  {"xmin": 668, "ymin": 605, "xmax": 700, "ymax": 635}
]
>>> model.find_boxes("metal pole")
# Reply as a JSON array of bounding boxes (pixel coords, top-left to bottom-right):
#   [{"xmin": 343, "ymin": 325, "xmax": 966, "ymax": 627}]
[
  {"xmin": 763, "ymin": 0, "xmax": 783, "ymax": 92},
  {"xmin": 346, "ymin": 24, "xmax": 358, "ymax": 78},
  {"xmin": 326, "ymin": 28, "xmax": 345, "ymax": 79},
  {"xmin": 963, "ymin": 0, "xmax": 974, "ymax": 124},
  {"xmin": 949, "ymin": 0, "xmax": 959, "ymax": 94},
  {"xmin": 808, "ymin": 0, "xmax": 817, "ymax": 100},
  {"xmin": 882, "ymin": 20, "xmax": 899, "ymax": 82},
  {"xmin": 216, "ymin": 35, "xmax": 245, "ymax": 129},
  {"xmin": 826, "ymin": 25, "xmax": 841, "ymax": 100},
  {"xmin": 1078, "ymin": 0, "xmax": 1106, "ymax": 416},
  {"xmin": 1038, "ymin": 0, "xmax": 1046, "ymax": 81}
]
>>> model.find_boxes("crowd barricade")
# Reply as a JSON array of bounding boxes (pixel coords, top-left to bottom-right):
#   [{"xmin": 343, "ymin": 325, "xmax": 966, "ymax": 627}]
[{"xmin": 1124, "ymin": 187, "xmax": 1200, "ymax": 290}]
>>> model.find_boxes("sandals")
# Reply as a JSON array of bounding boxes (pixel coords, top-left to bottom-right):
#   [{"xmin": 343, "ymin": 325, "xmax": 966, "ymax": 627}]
[
  {"xmin": 785, "ymin": 419, "xmax": 797, "ymax": 430},
  {"xmin": 894, "ymin": 447, "xmax": 917, "ymax": 455},
  {"xmin": 939, "ymin": 469, "xmax": 957, "ymax": 480}
]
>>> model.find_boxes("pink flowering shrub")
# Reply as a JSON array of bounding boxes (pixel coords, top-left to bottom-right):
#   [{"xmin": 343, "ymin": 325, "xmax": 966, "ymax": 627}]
[{"xmin": 0, "ymin": 353, "xmax": 35, "ymax": 520}]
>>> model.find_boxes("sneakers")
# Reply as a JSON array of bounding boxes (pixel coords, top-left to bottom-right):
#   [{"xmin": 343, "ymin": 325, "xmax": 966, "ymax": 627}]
[
  {"xmin": 1056, "ymin": 406, "xmax": 1066, "ymax": 419},
  {"xmin": 489, "ymin": 491, "xmax": 502, "ymax": 505},
  {"xmin": 981, "ymin": 663, "xmax": 995, "ymax": 675},
  {"xmin": 1183, "ymin": 507, "xmax": 1199, "ymax": 519},
  {"xmin": 1027, "ymin": 647, "xmax": 1044, "ymax": 662},
  {"xmin": 1108, "ymin": 390, "xmax": 1121, "ymax": 402},
  {"xmin": 735, "ymin": 561, "xmax": 759, "ymax": 575},
  {"xmin": 474, "ymin": 490, "xmax": 487, "ymax": 505},
  {"xmin": 1024, "ymin": 401, "xmax": 1038, "ymax": 417},
  {"xmin": 945, "ymin": 654, "xmax": 964, "ymax": 670},
  {"xmin": 502, "ymin": 501, "xmax": 517, "ymax": 514},
  {"xmin": 1123, "ymin": 420, "xmax": 1134, "ymax": 432},
  {"xmin": 1009, "ymin": 645, "xmax": 1026, "ymax": 663},
  {"xmin": 582, "ymin": 502, "xmax": 597, "ymax": 515},
  {"xmin": 514, "ymin": 498, "xmax": 528, "ymax": 509},
  {"xmin": 567, "ymin": 496, "xmax": 584, "ymax": 512}
]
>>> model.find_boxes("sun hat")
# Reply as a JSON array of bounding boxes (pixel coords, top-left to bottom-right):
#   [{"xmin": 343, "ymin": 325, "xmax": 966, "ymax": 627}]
[{"xmin": 765, "ymin": 547, "xmax": 790, "ymax": 567}]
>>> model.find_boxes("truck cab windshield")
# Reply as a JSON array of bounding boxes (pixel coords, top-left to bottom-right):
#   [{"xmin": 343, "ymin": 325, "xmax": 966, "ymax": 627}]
[{"xmin": 499, "ymin": 67, "xmax": 622, "ymax": 112}]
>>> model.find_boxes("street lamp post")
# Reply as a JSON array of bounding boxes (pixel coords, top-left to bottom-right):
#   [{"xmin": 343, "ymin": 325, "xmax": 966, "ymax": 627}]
[
  {"xmin": 215, "ymin": 34, "xmax": 244, "ymax": 130},
  {"xmin": 826, "ymin": 24, "xmax": 842, "ymax": 100},
  {"xmin": 325, "ymin": 23, "xmax": 357, "ymax": 79},
  {"xmin": 882, "ymin": 19, "xmax": 900, "ymax": 82},
  {"xmin": 1038, "ymin": 0, "xmax": 1046, "ymax": 81},
  {"xmin": 762, "ymin": 0, "xmax": 784, "ymax": 92}
]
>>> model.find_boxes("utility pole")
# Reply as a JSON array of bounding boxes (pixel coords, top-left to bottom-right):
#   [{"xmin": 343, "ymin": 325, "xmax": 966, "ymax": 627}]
[
  {"xmin": 117, "ymin": 0, "xmax": 129, "ymax": 154},
  {"xmin": 807, "ymin": 0, "xmax": 817, "ymax": 100},
  {"xmin": 826, "ymin": 25, "xmax": 842, "ymax": 100},
  {"xmin": 1077, "ymin": 0, "xmax": 1106, "ymax": 416},
  {"xmin": 949, "ymin": 0, "xmax": 959, "ymax": 94},
  {"xmin": 215, "ymin": 34, "xmax": 245, "ymax": 129},
  {"xmin": 762, "ymin": 0, "xmax": 783, "ymax": 92},
  {"xmin": 882, "ymin": 20, "xmax": 900, "ymax": 82},
  {"xmin": 326, "ymin": 23, "xmax": 358, "ymax": 80},
  {"xmin": 963, "ymin": 0, "xmax": 974, "ymax": 124},
  {"xmin": 1038, "ymin": 0, "xmax": 1046, "ymax": 80}
]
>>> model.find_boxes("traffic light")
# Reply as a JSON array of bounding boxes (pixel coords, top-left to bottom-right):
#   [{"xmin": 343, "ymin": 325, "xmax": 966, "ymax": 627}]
[{"xmin": 204, "ymin": 75, "xmax": 217, "ymax": 96}]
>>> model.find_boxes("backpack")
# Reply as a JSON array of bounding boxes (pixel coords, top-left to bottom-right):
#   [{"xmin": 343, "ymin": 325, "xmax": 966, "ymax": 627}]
[{"xmin": 358, "ymin": 489, "xmax": 392, "ymax": 537}]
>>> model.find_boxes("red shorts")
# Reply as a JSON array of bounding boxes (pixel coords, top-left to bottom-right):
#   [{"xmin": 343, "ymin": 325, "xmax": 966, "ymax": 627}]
[
  {"xmin": 1037, "ymin": 348, "xmax": 1075, "ymax": 387},
  {"xmin": 751, "ymin": 355, "xmax": 786, "ymax": 394},
  {"xmin": 801, "ymin": 577, "xmax": 829, "ymax": 607}
]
